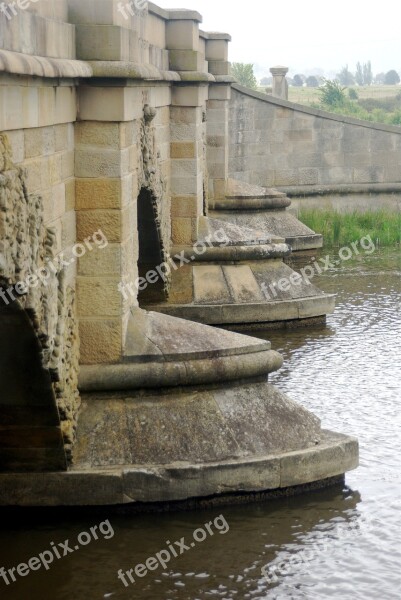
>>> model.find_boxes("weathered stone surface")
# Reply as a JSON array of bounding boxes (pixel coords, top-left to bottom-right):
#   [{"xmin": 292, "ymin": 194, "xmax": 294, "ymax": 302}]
[
  {"xmin": 228, "ymin": 85, "xmax": 401, "ymax": 189},
  {"xmin": 0, "ymin": 135, "xmax": 79, "ymax": 465},
  {"xmin": 0, "ymin": 431, "xmax": 358, "ymax": 506},
  {"xmin": 0, "ymin": 3, "xmax": 360, "ymax": 505},
  {"xmin": 74, "ymin": 382, "xmax": 321, "ymax": 468}
]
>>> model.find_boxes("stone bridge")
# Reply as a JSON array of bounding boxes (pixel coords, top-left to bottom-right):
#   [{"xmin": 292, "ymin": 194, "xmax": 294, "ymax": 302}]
[{"xmin": 4, "ymin": 0, "xmax": 400, "ymax": 505}]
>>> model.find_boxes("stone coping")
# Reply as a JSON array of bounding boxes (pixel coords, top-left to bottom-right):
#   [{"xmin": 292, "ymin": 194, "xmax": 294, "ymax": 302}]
[
  {"xmin": 279, "ymin": 183, "xmax": 401, "ymax": 197},
  {"xmin": 123, "ymin": 309, "xmax": 272, "ymax": 361},
  {"xmin": 199, "ymin": 31, "xmax": 232, "ymax": 41},
  {"xmin": 171, "ymin": 243, "xmax": 291, "ymax": 262},
  {"xmin": 0, "ymin": 48, "xmax": 92, "ymax": 78},
  {"xmin": 0, "ymin": 51, "xmax": 235, "ymax": 83},
  {"xmin": 146, "ymin": 3, "xmax": 203, "ymax": 21},
  {"xmin": 78, "ymin": 309, "xmax": 284, "ymax": 391},
  {"xmin": 223, "ymin": 178, "xmax": 287, "ymax": 200},
  {"xmin": 147, "ymin": 1, "xmax": 169, "ymax": 19},
  {"xmin": 0, "ymin": 54, "xmax": 216, "ymax": 84},
  {"xmin": 232, "ymin": 84, "xmax": 401, "ymax": 134},
  {"xmin": 179, "ymin": 71, "xmax": 215, "ymax": 82},
  {"xmin": 0, "ymin": 431, "xmax": 358, "ymax": 506},
  {"xmin": 197, "ymin": 215, "xmax": 286, "ymax": 246},
  {"xmin": 212, "ymin": 197, "xmax": 292, "ymax": 211},
  {"xmin": 167, "ymin": 8, "xmax": 202, "ymax": 22},
  {"xmin": 88, "ymin": 61, "xmax": 181, "ymax": 80},
  {"xmin": 79, "ymin": 350, "xmax": 282, "ymax": 391},
  {"xmin": 148, "ymin": 294, "xmax": 336, "ymax": 326}
]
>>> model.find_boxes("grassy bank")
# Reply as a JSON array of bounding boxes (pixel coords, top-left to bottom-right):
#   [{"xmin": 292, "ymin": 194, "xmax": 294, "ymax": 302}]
[
  {"xmin": 285, "ymin": 85, "xmax": 401, "ymax": 126},
  {"xmin": 299, "ymin": 210, "xmax": 401, "ymax": 247}
]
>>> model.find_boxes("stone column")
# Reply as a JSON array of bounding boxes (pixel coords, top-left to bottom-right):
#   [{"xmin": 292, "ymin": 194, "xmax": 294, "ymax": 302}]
[
  {"xmin": 205, "ymin": 33, "xmax": 232, "ymax": 201},
  {"xmin": 270, "ymin": 66, "xmax": 289, "ymax": 100},
  {"xmin": 206, "ymin": 84, "xmax": 231, "ymax": 202},
  {"xmin": 167, "ymin": 10, "xmax": 206, "ymax": 244},
  {"xmin": 75, "ymin": 87, "xmax": 140, "ymax": 365}
]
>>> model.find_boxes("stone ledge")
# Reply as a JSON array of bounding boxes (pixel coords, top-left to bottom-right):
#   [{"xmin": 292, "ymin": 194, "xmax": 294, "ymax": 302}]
[
  {"xmin": 79, "ymin": 350, "xmax": 282, "ymax": 391},
  {"xmin": 171, "ymin": 243, "xmax": 290, "ymax": 262},
  {"xmin": 212, "ymin": 197, "xmax": 291, "ymax": 211},
  {"xmin": 285, "ymin": 234, "xmax": 324, "ymax": 252},
  {"xmin": 0, "ymin": 431, "xmax": 358, "ymax": 506},
  {"xmin": 0, "ymin": 48, "xmax": 92, "ymax": 78},
  {"xmin": 149, "ymin": 295, "xmax": 336, "ymax": 326},
  {"xmin": 167, "ymin": 9, "xmax": 203, "ymax": 22},
  {"xmin": 280, "ymin": 183, "xmax": 401, "ymax": 197},
  {"xmin": 88, "ymin": 61, "xmax": 181, "ymax": 80},
  {"xmin": 178, "ymin": 71, "xmax": 215, "ymax": 82},
  {"xmin": 201, "ymin": 32, "xmax": 232, "ymax": 41}
]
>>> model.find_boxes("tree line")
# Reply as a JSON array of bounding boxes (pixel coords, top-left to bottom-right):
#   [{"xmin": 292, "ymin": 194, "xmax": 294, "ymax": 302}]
[{"xmin": 231, "ymin": 62, "xmax": 400, "ymax": 90}]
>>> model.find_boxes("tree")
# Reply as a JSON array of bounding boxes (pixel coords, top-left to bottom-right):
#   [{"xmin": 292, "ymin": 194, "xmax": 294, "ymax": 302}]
[
  {"xmin": 355, "ymin": 62, "xmax": 364, "ymax": 86},
  {"xmin": 230, "ymin": 63, "xmax": 258, "ymax": 90},
  {"xmin": 306, "ymin": 76, "xmax": 319, "ymax": 87},
  {"xmin": 260, "ymin": 76, "xmax": 272, "ymax": 86},
  {"xmin": 363, "ymin": 61, "xmax": 373, "ymax": 85},
  {"xmin": 384, "ymin": 70, "xmax": 400, "ymax": 85},
  {"xmin": 337, "ymin": 65, "xmax": 355, "ymax": 86},
  {"xmin": 355, "ymin": 61, "xmax": 373, "ymax": 86},
  {"xmin": 293, "ymin": 74, "xmax": 304, "ymax": 87},
  {"xmin": 374, "ymin": 72, "xmax": 386, "ymax": 84}
]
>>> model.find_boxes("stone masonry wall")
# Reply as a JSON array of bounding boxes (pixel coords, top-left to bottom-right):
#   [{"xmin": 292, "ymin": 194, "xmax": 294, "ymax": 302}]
[
  {"xmin": 0, "ymin": 134, "xmax": 79, "ymax": 458},
  {"xmin": 0, "ymin": 0, "xmax": 233, "ymax": 457},
  {"xmin": 229, "ymin": 85, "xmax": 401, "ymax": 189}
]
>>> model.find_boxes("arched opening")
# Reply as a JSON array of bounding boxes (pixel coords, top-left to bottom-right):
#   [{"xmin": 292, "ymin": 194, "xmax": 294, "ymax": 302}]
[
  {"xmin": 0, "ymin": 295, "xmax": 67, "ymax": 472},
  {"xmin": 137, "ymin": 187, "xmax": 167, "ymax": 304}
]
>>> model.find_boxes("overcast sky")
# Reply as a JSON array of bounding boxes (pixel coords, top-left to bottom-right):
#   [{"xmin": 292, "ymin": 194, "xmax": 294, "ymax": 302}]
[{"xmin": 155, "ymin": 0, "xmax": 400, "ymax": 78}]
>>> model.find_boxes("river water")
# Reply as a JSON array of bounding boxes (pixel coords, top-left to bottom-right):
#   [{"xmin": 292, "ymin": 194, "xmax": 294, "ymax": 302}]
[{"xmin": 0, "ymin": 249, "xmax": 400, "ymax": 600}]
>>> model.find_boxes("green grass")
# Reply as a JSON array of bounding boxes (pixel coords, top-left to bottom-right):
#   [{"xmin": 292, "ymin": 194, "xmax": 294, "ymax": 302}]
[
  {"xmin": 270, "ymin": 85, "xmax": 401, "ymax": 126},
  {"xmin": 284, "ymin": 85, "xmax": 400, "ymax": 106},
  {"xmin": 299, "ymin": 210, "xmax": 401, "ymax": 248},
  {"xmin": 309, "ymin": 100, "xmax": 401, "ymax": 126}
]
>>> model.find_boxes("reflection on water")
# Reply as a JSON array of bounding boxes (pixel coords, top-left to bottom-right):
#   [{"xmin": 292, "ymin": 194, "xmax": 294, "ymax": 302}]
[{"xmin": 0, "ymin": 250, "xmax": 400, "ymax": 599}]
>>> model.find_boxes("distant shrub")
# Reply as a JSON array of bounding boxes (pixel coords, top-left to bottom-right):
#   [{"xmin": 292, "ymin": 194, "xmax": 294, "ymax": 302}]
[
  {"xmin": 348, "ymin": 88, "xmax": 359, "ymax": 100},
  {"xmin": 318, "ymin": 79, "xmax": 347, "ymax": 107}
]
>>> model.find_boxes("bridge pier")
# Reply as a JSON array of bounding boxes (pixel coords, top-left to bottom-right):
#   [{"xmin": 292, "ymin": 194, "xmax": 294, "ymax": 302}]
[{"xmin": 0, "ymin": 0, "xmax": 360, "ymax": 507}]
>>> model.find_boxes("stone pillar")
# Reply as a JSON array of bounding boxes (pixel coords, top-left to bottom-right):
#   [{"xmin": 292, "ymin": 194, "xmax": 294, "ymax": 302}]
[
  {"xmin": 205, "ymin": 33, "xmax": 232, "ymax": 201},
  {"xmin": 206, "ymin": 84, "xmax": 231, "ymax": 201},
  {"xmin": 167, "ymin": 10, "xmax": 206, "ymax": 244},
  {"xmin": 75, "ymin": 85, "xmax": 140, "ymax": 365},
  {"xmin": 270, "ymin": 66, "xmax": 289, "ymax": 100}
]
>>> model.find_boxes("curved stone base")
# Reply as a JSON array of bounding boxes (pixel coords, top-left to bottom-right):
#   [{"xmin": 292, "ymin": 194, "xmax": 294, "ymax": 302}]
[
  {"xmin": 150, "ymin": 295, "xmax": 335, "ymax": 327},
  {"xmin": 209, "ymin": 210, "xmax": 323, "ymax": 252},
  {"xmin": 0, "ymin": 431, "xmax": 358, "ymax": 507},
  {"xmin": 209, "ymin": 178, "xmax": 323, "ymax": 251},
  {"xmin": 144, "ymin": 217, "xmax": 333, "ymax": 327}
]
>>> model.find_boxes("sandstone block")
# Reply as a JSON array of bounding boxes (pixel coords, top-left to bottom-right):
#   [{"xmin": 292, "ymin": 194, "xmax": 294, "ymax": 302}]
[
  {"xmin": 74, "ymin": 148, "xmax": 130, "ymax": 178},
  {"xmin": 79, "ymin": 319, "xmax": 122, "ymax": 365},
  {"xmin": 170, "ymin": 142, "xmax": 197, "ymax": 159},
  {"xmin": 171, "ymin": 217, "xmax": 198, "ymax": 244},
  {"xmin": 166, "ymin": 20, "xmax": 198, "ymax": 50},
  {"xmin": 77, "ymin": 277, "xmax": 122, "ymax": 318}
]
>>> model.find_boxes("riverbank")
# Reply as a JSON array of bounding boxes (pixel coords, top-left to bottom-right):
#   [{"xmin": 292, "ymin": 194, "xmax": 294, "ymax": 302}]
[{"xmin": 299, "ymin": 209, "xmax": 401, "ymax": 247}]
